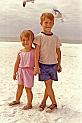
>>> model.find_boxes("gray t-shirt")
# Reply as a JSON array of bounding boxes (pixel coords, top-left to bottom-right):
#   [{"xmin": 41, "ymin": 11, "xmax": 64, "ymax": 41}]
[{"xmin": 34, "ymin": 32, "xmax": 61, "ymax": 64}]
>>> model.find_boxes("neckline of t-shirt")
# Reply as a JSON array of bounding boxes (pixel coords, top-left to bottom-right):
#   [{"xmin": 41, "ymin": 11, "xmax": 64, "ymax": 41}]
[
  {"xmin": 41, "ymin": 32, "xmax": 53, "ymax": 36},
  {"xmin": 20, "ymin": 48, "xmax": 34, "ymax": 53}
]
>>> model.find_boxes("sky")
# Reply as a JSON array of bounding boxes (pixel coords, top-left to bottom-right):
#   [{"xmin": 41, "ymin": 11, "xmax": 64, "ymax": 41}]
[{"xmin": 0, "ymin": 0, "xmax": 82, "ymax": 41}]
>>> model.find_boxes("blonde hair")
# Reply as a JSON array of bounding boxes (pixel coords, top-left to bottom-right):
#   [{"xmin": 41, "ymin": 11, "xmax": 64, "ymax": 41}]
[
  {"xmin": 20, "ymin": 30, "xmax": 34, "ymax": 42},
  {"xmin": 40, "ymin": 12, "xmax": 54, "ymax": 25}
]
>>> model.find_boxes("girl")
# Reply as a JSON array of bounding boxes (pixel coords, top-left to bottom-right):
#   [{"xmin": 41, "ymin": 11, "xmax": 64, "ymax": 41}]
[{"xmin": 9, "ymin": 30, "xmax": 35, "ymax": 110}]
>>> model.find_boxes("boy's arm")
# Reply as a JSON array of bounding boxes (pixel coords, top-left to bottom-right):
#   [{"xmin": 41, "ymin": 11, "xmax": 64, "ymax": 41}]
[
  {"xmin": 13, "ymin": 56, "xmax": 20, "ymax": 80},
  {"xmin": 34, "ymin": 44, "xmax": 40, "ymax": 75},
  {"xmin": 56, "ymin": 48, "xmax": 62, "ymax": 72},
  {"xmin": 56, "ymin": 48, "xmax": 61, "ymax": 65}
]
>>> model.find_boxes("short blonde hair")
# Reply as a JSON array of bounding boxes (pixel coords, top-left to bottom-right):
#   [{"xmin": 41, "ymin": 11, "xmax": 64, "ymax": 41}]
[
  {"xmin": 40, "ymin": 12, "xmax": 54, "ymax": 24},
  {"xmin": 20, "ymin": 30, "xmax": 34, "ymax": 42}
]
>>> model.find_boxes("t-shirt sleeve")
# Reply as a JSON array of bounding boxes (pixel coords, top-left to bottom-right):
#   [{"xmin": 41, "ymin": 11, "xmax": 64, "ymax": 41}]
[
  {"xmin": 33, "ymin": 34, "xmax": 41, "ymax": 46},
  {"xmin": 56, "ymin": 36, "xmax": 62, "ymax": 48}
]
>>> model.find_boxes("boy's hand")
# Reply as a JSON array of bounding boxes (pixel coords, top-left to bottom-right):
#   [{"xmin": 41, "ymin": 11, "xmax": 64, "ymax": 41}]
[
  {"xmin": 13, "ymin": 73, "xmax": 16, "ymax": 80},
  {"xmin": 57, "ymin": 64, "xmax": 62, "ymax": 72}
]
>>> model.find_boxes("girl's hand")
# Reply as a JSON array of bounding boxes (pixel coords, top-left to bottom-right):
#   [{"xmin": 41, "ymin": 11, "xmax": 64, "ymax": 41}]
[
  {"xmin": 13, "ymin": 73, "xmax": 16, "ymax": 80},
  {"xmin": 57, "ymin": 64, "xmax": 62, "ymax": 72},
  {"xmin": 34, "ymin": 67, "xmax": 40, "ymax": 75}
]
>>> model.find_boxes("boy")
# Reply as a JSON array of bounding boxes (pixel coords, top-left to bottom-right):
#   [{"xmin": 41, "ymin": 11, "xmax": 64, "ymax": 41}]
[{"xmin": 34, "ymin": 12, "xmax": 62, "ymax": 113}]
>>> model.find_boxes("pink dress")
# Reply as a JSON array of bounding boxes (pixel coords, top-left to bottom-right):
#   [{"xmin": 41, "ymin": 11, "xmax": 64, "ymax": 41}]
[{"xmin": 17, "ymin": 48, "xmax": 35, "ymax": 88}]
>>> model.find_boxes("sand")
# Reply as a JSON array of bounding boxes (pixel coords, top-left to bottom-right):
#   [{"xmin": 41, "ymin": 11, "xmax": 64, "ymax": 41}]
[{"xmin": 0, "ymin": 42, "xmax": 82, "ymax": 123}]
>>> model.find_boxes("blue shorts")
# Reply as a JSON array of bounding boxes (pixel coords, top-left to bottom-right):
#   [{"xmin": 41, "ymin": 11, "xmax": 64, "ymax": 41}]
[{"xmin": 39, "ymin": 63, "xmax": 58, "ymax": 81}]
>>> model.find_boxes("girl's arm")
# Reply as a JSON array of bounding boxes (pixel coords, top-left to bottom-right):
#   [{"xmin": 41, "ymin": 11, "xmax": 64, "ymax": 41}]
[
  {"xmin": 34, "ymin": 44, "xmax": 40, "ymax": 75},
  {"xmin": 56, "ymin": 48, "xmax": 62, "ymax": 72},
  {"xmin": 13, "ymin": 56, "xmax": 20, "ymax": 80}
]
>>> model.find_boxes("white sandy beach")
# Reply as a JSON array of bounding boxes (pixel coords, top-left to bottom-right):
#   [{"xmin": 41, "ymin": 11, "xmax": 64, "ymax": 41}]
[{"xmin": 0, "ymin": 42, "xmax": 82, "ymax": 123}]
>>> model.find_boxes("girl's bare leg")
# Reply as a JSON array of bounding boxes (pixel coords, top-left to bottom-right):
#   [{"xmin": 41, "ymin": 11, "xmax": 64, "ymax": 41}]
[
  {"xmin": 25, "ymin": 87, "xmax": 33, "ymax": 106},
  {"xmin": 16, "ymin": 84, "xmax": 24, "ymax": 102},
  {"xmin": 22, "ymin": 87, "xmax": 33, "ymax": 110},
  {"xmin": 9, "ymin": 84, "xmax": 24, "ymax": 106}
]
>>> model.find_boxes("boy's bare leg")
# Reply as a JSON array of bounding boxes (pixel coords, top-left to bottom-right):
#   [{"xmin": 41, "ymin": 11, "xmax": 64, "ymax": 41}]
[
  {"xmin": 45, "ymin": 80, "xmax": 57, "ymax": 105},
  {"xmin": 39, "ymin": 80, "xmax": 57, "ymax": 111},
  {"xmin": 41, "ymin": 87, "xmax": 48, "ymax": 103},
  {"xmin": 38, "ymin": 88, "xmax": 48, "ymax": 111},
  {"xmin": 38, "ymin": 82, "xmax": 49, "ymax": 111},
  {"xmin": 45, "ymin": 80, "xmax": 57, "ymax": 112}
]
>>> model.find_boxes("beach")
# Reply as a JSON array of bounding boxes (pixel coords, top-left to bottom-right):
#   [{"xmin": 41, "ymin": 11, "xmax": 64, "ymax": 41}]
[
  {"xmin": 0, "ymin": 42, "xmax": 82, "ymax": 123},
  {"xmin": 0, "ymin": 0, "xmax": 82, "ymax": 122}
]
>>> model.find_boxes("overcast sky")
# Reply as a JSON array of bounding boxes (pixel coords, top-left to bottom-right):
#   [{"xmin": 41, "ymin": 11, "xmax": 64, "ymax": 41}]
[{"xmin": 0, "ymin": 0, "xmax": 82, "ymax": 40}]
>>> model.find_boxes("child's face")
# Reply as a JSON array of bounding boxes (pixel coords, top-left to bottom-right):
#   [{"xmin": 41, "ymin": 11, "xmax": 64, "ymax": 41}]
[
  {"xmin": 41, "ymin": 17, "xmax": 54, "ymax": 33},
  {"xmin": 21, "ymin": 36, "xmax": 32, "ymax": 49}
]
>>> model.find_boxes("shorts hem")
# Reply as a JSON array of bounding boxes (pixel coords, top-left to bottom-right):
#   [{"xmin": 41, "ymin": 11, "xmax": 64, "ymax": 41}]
[{"xmin": 39, "ymin": 78, "xmax": 58, "ymax": 81}]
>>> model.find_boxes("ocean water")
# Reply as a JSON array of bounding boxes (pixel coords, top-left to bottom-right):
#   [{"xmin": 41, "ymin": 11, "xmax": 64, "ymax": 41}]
[{"xmin": 0, "ymin": 0, "xmax": 82, "ymax": 43}]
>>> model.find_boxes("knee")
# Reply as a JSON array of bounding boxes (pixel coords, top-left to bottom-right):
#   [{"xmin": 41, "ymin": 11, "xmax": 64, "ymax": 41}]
[
  {"xmin": 18, "ymin": 84, "xmax": 24, "ymax": 90},
  {"xmin": 25, "ymin": 87, "xmax": 32, "ymax": 93},
  {"xmin": 46, "ymin": 84, "xmax": 53, "ymax": 93},
  {"xmin": 45, "ymin": 83, "xmax": 52, "ymax": 90}
]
